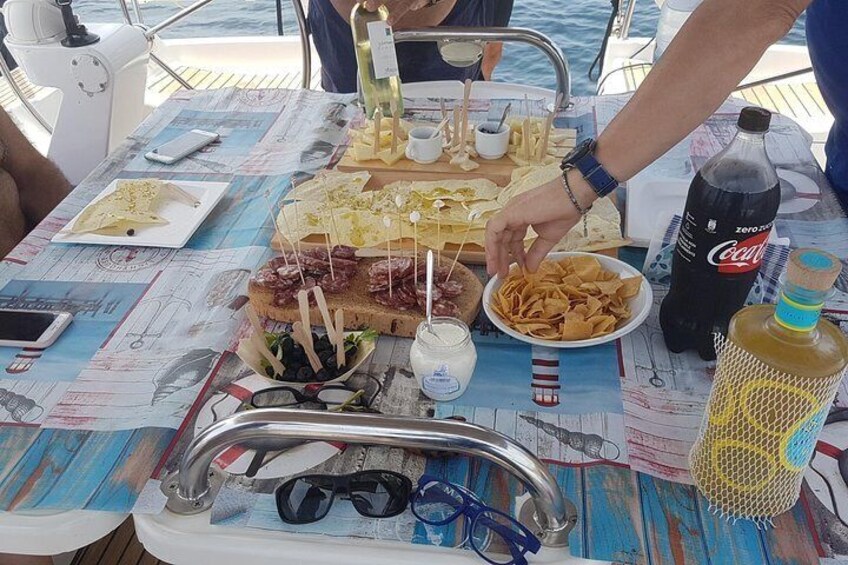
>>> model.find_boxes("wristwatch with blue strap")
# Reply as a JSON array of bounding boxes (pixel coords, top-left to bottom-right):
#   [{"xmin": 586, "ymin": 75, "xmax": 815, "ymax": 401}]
[{"xmin": 560, "ymin": 138, "xmax": 619, "ymax": 198}]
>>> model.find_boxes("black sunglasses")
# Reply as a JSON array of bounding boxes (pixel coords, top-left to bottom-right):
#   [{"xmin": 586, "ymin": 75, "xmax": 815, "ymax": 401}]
[
  {"xmin": 275, "ymin": 470, "xmax": 412, "ymax": 524},
  {"xmin": 251, "ymin": 384, "xmax": 366, "ymax": 409}
]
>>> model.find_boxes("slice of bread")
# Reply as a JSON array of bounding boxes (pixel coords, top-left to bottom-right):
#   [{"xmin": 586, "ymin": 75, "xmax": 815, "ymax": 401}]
[{"xmin": 248, "ymin": 258, "xmax": 483, "ymax": 338}]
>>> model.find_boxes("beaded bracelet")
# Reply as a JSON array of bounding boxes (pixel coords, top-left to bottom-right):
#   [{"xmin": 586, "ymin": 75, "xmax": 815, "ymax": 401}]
[{"xmin": 560, "ymin": 166, "xmax": 592, "ymax": 236}]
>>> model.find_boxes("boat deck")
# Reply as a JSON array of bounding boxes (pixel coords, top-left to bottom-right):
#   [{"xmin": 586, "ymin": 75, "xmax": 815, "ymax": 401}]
[
  {"xmin": 606, "ymin": 60, "xmax": 832, "ymax": 165},
  {"xmin": 70, "ymin": 518, "xmax": 160, "ymax": 565},
  {"xmin": 147, "ymin": 65, "xmax": 322, "ymax": 97}
]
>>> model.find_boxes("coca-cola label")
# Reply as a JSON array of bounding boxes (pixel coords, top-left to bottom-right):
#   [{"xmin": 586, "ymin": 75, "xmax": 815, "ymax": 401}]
[{"xmin": 707, "ymin": 230, "xmax": 770, "ymax": 273}]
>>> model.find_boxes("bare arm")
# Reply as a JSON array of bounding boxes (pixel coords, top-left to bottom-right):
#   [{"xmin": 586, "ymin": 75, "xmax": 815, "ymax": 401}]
[
  {"xmin": 486, "ymin": 0, "xmax": 809, "ymax": 276},
  {"xmin": 0, "ymin": 108, "xmax": 70, "ymax": 228}
]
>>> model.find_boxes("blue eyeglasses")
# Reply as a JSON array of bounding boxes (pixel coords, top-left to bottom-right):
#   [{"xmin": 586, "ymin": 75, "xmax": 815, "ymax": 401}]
[{"xmin": 411, "ymin": 475, "xmax": 541, "ymax": 565}]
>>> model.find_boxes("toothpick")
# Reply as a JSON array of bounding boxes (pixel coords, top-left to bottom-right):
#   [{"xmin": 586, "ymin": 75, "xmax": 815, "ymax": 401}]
[
  {"xmin": 395, "ymin": 194, "xmax": 405, "ymax": 245},
  {"xmin": 312, "ymin": 286, "xmax": 337, "ymax": 344},
  {"xmin": 390, "ymin": 99, "xmax": 399, "ymax": 155},
  {"xmin": 373, "ymin": 107, "xmax": 382, "ymax": 158},
  {"xmin": 334, "ymin": 309, "xmax": 345, "ymax": 369},
  {"xmin": 283, "ymin": 210, "xmax": 306, "ymax": 286},
  {"xmin": 263, "ymin": 190, "xmax": 288, "ymax": 267},
  {"xmin": 522, "ymin": 117, "xmax": 531, "ymax": 161},
  {"xmin": 410, "ymin": 211, "xmax": 421, "ymax": 287},
  {"xmin": 452, "ymin": 105, "xmax": 460, "ymax": 150},
  {"xmin": 433, "ymin": 199, "xmax": 445, "ymax": 267},
  {"xmin": 383, "ymin": 216, "xmax": 393, "ymax": 299},
  {"xmin": 297, "ymin": 290, "xmax": 314, "ymax": 350},
  {"xmin": 440, "ymin": 98, "xmax": 451, "ymax": 145},
  {"xmin": 448, "ymin": 210, "xmax": 480, "ymax": 281},
  {"xmin": 293, "ymin": 196, "xmax": 303, "ymax": 254},
  {"xmin": 461, "ymin": 78, "xmax": 472, "ymax": 156},
  {"xmin": 320, "ymin": 181, "xmax": 342, "ymax": 246},
  {"xmin": 323, "ymin": 222, "xmax": 335, "ymax": 281},
  {"xmin": 539, "ymin": 92, "xmax": 563, "ymax": 162},
  {"xmin": 245, "ymin": 304, "xmax": 285, "ymax": 376},
  {"xmin": 292, "ymin": 321, "xmax": 322, "ymax": 373}
]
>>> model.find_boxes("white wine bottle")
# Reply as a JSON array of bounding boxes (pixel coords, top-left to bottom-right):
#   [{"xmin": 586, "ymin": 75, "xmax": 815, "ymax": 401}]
[{"xmin": 350, "ymin": 2, "xmax": 403, "ymax": 118}]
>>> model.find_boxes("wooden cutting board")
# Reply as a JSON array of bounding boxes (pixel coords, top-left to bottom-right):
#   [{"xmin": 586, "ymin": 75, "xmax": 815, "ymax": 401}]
[
  {"xmin": 336, "ymin": 149, "xmax": 517, "ymax": 187},
  {"xmin": 249, "ymin": 257, "xmax": 484, "ymax": 339}
]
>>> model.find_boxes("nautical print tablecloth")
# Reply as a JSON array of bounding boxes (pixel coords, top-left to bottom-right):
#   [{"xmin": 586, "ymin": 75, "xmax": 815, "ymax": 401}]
[{"xmin": 1, "ymin": 87, "xmax": 847, "ymax": 564}]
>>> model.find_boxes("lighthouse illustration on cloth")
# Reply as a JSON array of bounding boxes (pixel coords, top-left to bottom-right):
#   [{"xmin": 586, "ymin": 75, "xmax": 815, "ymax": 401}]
[{"xmin": 531, "ymin": 346, "xmax": 560, "ymax": 407}]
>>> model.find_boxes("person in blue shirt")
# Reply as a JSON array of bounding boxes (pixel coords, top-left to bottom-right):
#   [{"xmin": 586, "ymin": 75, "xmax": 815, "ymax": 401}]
[
  {"xmin": 309, "ymin": 0, "xmax": 511, "ymax": 94},
  {"xmin": 485, "ymin": 0, "xmax": 846, "ymax": 277}
]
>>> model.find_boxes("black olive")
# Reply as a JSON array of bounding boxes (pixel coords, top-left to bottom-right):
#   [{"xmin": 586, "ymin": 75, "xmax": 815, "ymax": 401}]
[
  {"xmin": 324, "ymin": 355, "xmax": 337, "ymax": 371},
  {"xmin": 282, "ymin": 368, "xmax": 297, "ymax": 381},
  {"xmin": 345, "ymin": 345, "xmax": 357, "ymax": 361},
  {"xmin": 314, "ymin": 340, "xmax": 331, "ymax": 353},
  {"xmin": 315, "ymin": 368, "xmax": 330, "ymax": 382},
  {"xmin": 292, "ymin": 344, "xmax": 304, "ymax": 360},
  {"xmin": 297, "ymin": 366, "xmax": 314, "ymax": 381},
  {"xmin": 281, "ymin": 338, "xmax": 294, "ymax": 356},
  {"xmin": 265, "ymin": 365, "xmax": 275, "ymax": 378},
  {"xmin": 311, "ymin": 332, "xmax": 320, "ymax": 344}
]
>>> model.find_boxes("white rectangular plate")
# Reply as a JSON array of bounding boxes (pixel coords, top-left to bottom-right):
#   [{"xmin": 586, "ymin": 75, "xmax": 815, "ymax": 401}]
[{"xmin": 52, "ymin": 179, "xmax": 229, "ymax": 249}]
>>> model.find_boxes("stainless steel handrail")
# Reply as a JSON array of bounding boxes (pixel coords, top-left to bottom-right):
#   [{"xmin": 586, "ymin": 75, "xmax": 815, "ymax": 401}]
[
  {"xmin": 619, "ymin": 0, "xmax": 638, "ymax": 40},
  {"xmin": 144, "ymin": 0, "xmax": 216, "ymax": 39},
  {"xmin": 290, "ymin": 0, "xmax": 311, "ymax": 90},
  {"xmin": 393, "ymin": 27, "xmax": 570, "ymax": 109},
  {"xmin": 130, "ymin": 0, "xmax": 144, "ymax": 24},
  {"xmin": 163, "ymin": 409, "xmax": 576, "ymax": 547},
  {"xmin": 0, "ymin": 56, "xmax": 52, "ymax": 133},
  {"xmin": 115, "ymin": 0, "xmax": 193, "ymax": 90}
]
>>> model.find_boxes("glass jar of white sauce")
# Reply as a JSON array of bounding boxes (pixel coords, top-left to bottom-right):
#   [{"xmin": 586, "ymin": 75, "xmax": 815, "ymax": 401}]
[{"xmin": 409, "ymin": 317, "xmax": 477, "ymax": 401}]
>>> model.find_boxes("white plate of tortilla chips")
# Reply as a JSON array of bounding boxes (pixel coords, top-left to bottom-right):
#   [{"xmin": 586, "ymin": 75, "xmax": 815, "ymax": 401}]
[
  {"xmin": 483, "ymin": 252, "xmax": 652, "ymax": 348},
  {"xmin": 52, "ymin": 178, "xmax": 228, "ymax": 248}
]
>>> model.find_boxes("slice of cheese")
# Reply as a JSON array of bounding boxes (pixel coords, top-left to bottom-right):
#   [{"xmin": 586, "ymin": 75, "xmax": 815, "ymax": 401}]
[
  {"xmin": 351, "ymin": 143, "xmax": 379, "ymax": 162},
  {"xmin": 377, "ymin": 142, "xmax": 408, "ymax": 166}
]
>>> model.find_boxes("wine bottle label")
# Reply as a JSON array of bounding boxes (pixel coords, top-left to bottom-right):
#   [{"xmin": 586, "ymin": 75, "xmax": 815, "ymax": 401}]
[
  {"xmin": 774, "ymin": 291, "xmax": 822, "ymax": 332},
  {"xmin": 366, "ymin": 21, "xmax": 400, "ymax": 80}
]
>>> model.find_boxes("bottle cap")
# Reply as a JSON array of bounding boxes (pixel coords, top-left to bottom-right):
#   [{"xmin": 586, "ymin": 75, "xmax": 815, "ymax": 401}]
[
  {"xmin": 786, "ymin": 248, "xmax": 842, "ymax": 291},
  {"xmin": 738, "ymin": 107, "xmax": 772, "ymax": 133}
]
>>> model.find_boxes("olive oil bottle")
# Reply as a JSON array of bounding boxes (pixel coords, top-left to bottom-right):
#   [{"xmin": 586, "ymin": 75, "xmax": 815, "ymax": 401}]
[
  {"xmin": 350, "ymin": 2, "xmax": 403, "ymax": 119},
  {"xmin": 690, "ymin": 248, "xmax": 848, "ymax": 523}
]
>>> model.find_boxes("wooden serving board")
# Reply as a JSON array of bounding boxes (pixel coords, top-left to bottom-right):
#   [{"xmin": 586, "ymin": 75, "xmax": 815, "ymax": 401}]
[
  {"xmin": 249, "ymin": 257, "xmax": 484, "ymax": 339},
  {"xmin": 337, "ymin": 149, "xmax": 517, "ymax": 187}
]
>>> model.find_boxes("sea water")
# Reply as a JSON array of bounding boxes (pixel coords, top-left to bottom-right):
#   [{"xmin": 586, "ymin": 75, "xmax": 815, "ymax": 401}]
[{"xmin": 77, "ymin": 0, "xmax": 808, "ymax": 96}]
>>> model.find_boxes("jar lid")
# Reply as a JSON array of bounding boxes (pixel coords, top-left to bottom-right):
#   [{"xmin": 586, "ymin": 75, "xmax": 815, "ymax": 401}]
[
  {"xmin": 787, "ymin": 248, "xmax": 842, "ymax": 291},
  {"xmin": 416, "ymin": 317, "xmax": 471, "ymax": 349}
]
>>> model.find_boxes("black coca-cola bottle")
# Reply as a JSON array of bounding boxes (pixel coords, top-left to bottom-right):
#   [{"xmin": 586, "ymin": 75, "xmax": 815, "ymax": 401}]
[{"xmin": 660, "ymin": 107, "xmax": 781, "ymax": 360}]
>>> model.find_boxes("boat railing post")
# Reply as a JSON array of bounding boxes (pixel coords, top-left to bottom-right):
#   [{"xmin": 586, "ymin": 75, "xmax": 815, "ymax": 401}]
[
  {"xmin": 393, "ymin": 27, "xmax": 570, "ymax": 110},
  {"xmin": 289, "ymin": 0, "xmax": 312, "ymax": 90},
  {"xmin": 162, "ymin": 409, "xmax": 578, "ymax": 548}
]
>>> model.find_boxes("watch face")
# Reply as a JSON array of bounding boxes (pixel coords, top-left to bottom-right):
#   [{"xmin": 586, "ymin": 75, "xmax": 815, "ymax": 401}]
[{"xmin": 562, "ymin": 138, "xmax": 593, "ymax": 165}]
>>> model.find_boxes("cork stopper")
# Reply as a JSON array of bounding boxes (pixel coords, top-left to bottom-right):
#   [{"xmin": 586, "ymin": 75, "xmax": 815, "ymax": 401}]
[{"xmin": 786, "ymin": 248, "xmax": 842, "ymax": 291}]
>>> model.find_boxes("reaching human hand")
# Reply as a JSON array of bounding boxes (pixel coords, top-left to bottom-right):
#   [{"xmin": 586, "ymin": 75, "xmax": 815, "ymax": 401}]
[
  {"xmin": 485, "ymin": 170, "xmax": 597, "ymax": 278},
  {"xmin": 363, "ymin": 0, "xmax": 430, "ymax": 25}
]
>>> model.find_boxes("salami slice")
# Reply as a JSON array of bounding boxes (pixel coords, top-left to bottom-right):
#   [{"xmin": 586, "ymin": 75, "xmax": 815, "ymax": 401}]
[
  {"xmin": 331, "ymin": 245, "xmax": 357, "ymax": 260},
  {"xmin": 369, "ymin": 257, "xmax": 414, "ymax": 281},
  {"xmin": 415, "ymin": 283, "xmax": 442, "ymax": 306},
  {"xmin": 299, "ymin": 256, "xmax": 331, "ymax": 274},
  {"xmin": 272, "ymin": 289, "xmax": 296, "ymax": 307},
  {"xmin": 320, "ymin": 272, "xmax": 352, "ymax": 293},
  {"xmin": 432, "ymin": 300, "xmax": 460, "ymax": 318},
  {"xmin": 302, "ymin": 248, "xmax": 329, "ymax": 261},
  {"xmin": 276, "ymin": 265, "xmax": 303, "ymax": 280},
  {"xmin": 268, "ymin": 256, "xmax": 290, "ymax": 271},
  {"xmin": 436, "ymin": 279, "xmax": 464, "ymax": 298}
]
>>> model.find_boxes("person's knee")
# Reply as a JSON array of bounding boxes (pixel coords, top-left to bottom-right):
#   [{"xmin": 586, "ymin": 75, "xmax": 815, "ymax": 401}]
[
  {"xmin": 0, "ymin": 168, "xmax": 27, "ymax": 258},
  {"xmin": 0, "ymin": 553, "xmax": 54, "ymax": 565}
]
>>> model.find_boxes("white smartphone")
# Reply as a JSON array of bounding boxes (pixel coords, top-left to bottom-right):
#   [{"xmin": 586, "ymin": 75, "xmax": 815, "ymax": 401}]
[
  {"xmin": 144, "ymin": 129, "xmax": 220, "ymax": 165},
  {"xmin": 0, "ymin": 309, "xmax": 73, "ymax": 349}
]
